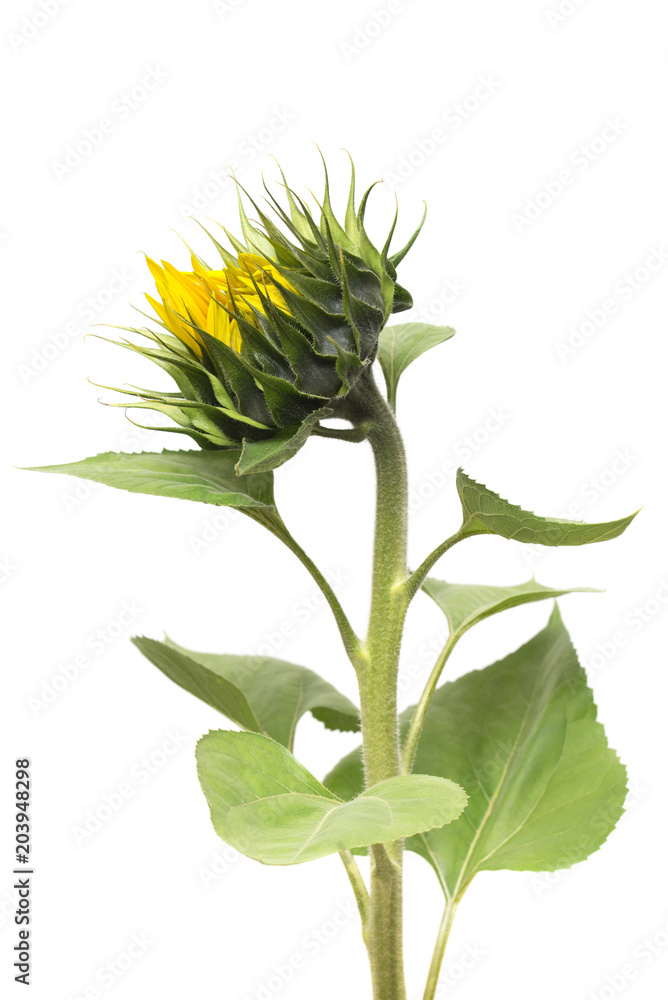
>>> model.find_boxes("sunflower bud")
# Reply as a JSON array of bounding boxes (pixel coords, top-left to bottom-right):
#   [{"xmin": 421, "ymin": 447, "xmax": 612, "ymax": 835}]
[{"xmin": 104, "ymin": 153, "xmax": 425, "ymax": 470}]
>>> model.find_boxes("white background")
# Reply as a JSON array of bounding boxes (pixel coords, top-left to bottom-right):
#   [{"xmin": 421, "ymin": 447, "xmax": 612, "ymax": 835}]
[{"xmin": 2, "ymin": 1, "xmax": 667, "ymax": 998}]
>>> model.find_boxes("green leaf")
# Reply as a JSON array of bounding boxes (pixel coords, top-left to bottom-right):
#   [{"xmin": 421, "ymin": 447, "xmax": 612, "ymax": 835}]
[
  {"xmin": 377, "ymin": 323, "xmax": 455, "ymax": 408},
  {"xmin": 457, "ymin": 469, "xmax": 637, "ymax": 545},
  {"xmin": 236, "ymin": 407, "xmax": 332, "ymax": 475},
  {"xmin": 422, "ymin": 577, "xmax": 598, "ymax": 637},
  {"xmin": 409, "ymin": 607, "xmax": 627, "ymax": 895},
  {"xmin": 27, "ymin": 449, "xmax": 275, "ymax": 509},
  {"xmin": 326, "ymin": 608, "xmax": 627, "ymax": 897},
  {"xmin": 132, "ymin": 637, "xmax": 360, "ymax": 751},
  {"xmin": 197, "ymin": 730, "xmax": 468, "ymax": 865}
]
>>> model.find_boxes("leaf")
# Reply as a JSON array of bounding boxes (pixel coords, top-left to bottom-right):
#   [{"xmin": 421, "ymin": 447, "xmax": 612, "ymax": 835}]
[
  {"xmin": 132, "ymin": 636, "xmax": 360, "ymax": 751},
  {"xmin": 422, "ymin": 577, "xmax": 598, "ymax": 637},
  {"xmin": 326, "ymin": 608, "xmax": 627, "ymax": 897},
  {"xmin": 236, "ymin": 407, "xmax": 332, "ymax": 475},
  {"xmin": 408, "ymin": 608, "xmax": 627, "ymax": 895},
  {"xmin": 377, "ymin": 323, "xmax": 455, "ymax": 408},
  {"xmin": 27, "ymin": 449, "xmax": 275, "ymax": 509},
  {"xmin": 197, "ymin": 730, "xmax": 468, "ymax": 865},
  {"xmin": 457, "ymin": 469, "xmax": 637, "ymax": 546}
]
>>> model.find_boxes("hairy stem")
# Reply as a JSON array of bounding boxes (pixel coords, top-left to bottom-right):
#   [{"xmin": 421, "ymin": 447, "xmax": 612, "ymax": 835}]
[{"xmin": 345, "ymin": 370, "xmax": 411, "ymax": 1000}]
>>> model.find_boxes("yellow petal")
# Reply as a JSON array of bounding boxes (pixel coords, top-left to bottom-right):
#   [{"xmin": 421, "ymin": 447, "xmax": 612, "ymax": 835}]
[
  {"xmin": 208, "ymin": 297, "xmax": 242, "ymax": 352},
  {"xmin": 144, "ymin": 249, "xmax": 293, "ymax": 360}
]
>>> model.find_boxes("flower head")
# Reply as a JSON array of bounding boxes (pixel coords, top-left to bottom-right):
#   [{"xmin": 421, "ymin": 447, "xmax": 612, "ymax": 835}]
[{"xmin": 103, "ymin": 152, "xmax": 424, "ymax": 468}]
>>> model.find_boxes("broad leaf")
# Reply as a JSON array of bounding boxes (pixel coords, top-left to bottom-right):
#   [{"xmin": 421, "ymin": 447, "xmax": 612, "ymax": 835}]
[
  {"xmin": 28, "ymin": 449, "xmax": 275, "ymax": 509},
  {"xmin": 132, "ymin": 636, "xmax": 360, "ymax": 751},
  {"xmin": 236, "ymin": 407, "xmax": 332, "ymax": 475},
  {"xmin": 423, "ymin": 577, "xmax": 597, "ymax": 637},
  {"xmin": 326, "ymin": 609, "xmax": 627, "ymax": 898},
  {"xmin": 457, "ymin": 469, "xmax": 637, "ymax": 545},
  {"xmin": 197, "ymin": 730, "xmax": 467, "ymax": 865},
  {"xmin": 377, "ymin": 323, "xmax": 455, "ymax": 408}
]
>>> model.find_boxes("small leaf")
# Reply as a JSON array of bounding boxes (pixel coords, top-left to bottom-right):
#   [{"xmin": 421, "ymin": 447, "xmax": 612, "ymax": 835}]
[
  {"xmin": 197, "ymin": 731, "xmax": 467, "ymax": 865},
  {"xmin": 236, "ymin": 407, "xmax": 332, "ymax": 475},
  {"xmin": 326, "ymin": 609, "xmax": 627, "ymax": 896},
  {"xmin": 132, "ymin": 637, "xmax": 360, "ymax": 751},
  {"xmin": 423, "ymin": 577, "xmax": 598, "ymax": 637},
  {"xmin": 457, "ymin": 469, "xmax": 637, "ymax": 546},
  {"xmin": 27, "ymin": 449, "xmax": 275, "ymax": 509},
  {"xmin": 377, "ymin": 323, "xmax": 455, "ymax": 408}
]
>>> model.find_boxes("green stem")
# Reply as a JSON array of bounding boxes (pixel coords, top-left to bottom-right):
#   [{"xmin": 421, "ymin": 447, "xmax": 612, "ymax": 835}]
[
  {"xmin": 260, "ymin": 514, "xmax": 364, "ymax": 669},
  {"xmin": 402, "ymin": 632, "xmax": 458, "ymax": 773},
  {"xmin": 312, "ymin": 423, "xmax": 371, "ymax": 442},
  {"xmin": 422, "ymin": 896, "xmax": 461, "ymax": 1000},
  {"xmin": 339, "ymin": 850, "xmax": 370, "ymax": 941},
  {"xmin": 405, "ymin": 527, "xmax": 467, "ymax": 600},
  {"xmin": 344, "ymin": 370, "xmax": 411, "ymax": 1000}
]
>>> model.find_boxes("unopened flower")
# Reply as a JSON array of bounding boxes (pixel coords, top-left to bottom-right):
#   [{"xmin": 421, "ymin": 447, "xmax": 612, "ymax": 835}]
[{"xmin": 103, "ymin": 154, "xmax": 424, "ymax": 467}]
